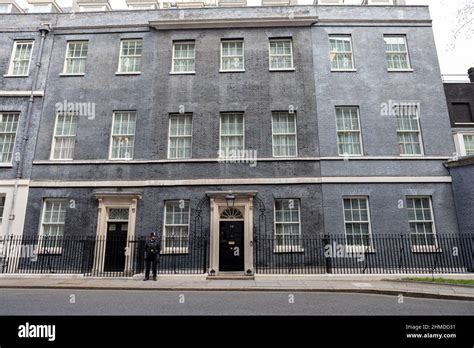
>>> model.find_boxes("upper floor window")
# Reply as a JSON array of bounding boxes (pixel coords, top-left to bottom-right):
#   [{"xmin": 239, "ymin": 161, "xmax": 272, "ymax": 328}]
[
  {"xmin": 0, "ymin": 112, "xmax": 20, "ymax": 164},
  {"xmin": 406, "ymin": 196, "xmax": 437, "ymax": 251},
  {"xmin": 454, "ymin": 133, "xmax": 474, "ymax": 156},
  {"xmin": 172, "ymin": 41, "xmax": 195, "ymax": 74},
  {"xmin": 39, "ymin": 199, "xmax": 67, "ymax": 253},
  {"xmin": 269, "ymin": 39, "xmax": 294, "ymax": 71},
  {"xmin": 63, "ymin": 41, "xmax": 88, "ymax": 75},
  {"xmin": 31, "ymin": 4, "xmax": 51, "ymax": 12},
  {"xmin": 335, "ymin": 107, "xmax": 363, "ymax": 156},
  {"xmin": 117, "ymin": 39, "xmax": 142, "ymax": 74},
  {"xmin": 0, "ymin": 4, "xmax": 12, "ymax": 13},
  {"xmin": 329, "ymin": 35, "xmax": 355, "ymax": 71},
  {"xmin": 221, "ymin": 40, "xmax": 244, "ymax": 72},
  {"xmin": 396, "ymin": 105, "xmax": 423, "ymax": 155},
  {"xmin": 274, "ymin": 199, "xmax": 301, "ymax": 251},
  {"xmin": 220, "ymin": 113, "xmax": 244, "ymax": 157},
  {"xmin": 168, "ymin": 114, "xmax": 192, "ymax": 159},
  {"xmin": 110, "ymin": 111, "xmax": 136, "ymax": 160},
  {"xmin": 384, "ymin": 35, "xmax": 411, "ymax": 71},
  {"xmin": 343, "ymin": 197, "xmax": 372, "ymax": 250},
  {"xmin": 8, "ymin": 40, "xmax": 34, "ymax": 76},
  {"xmin": 272, "ymin": 112, "xmax": 297, "ymax": 157},
  {"xmin": 163, "ymin": 200, "xmax": 190, "ymax": 253},
  {"xmin": 451, "ymin": 102, "xmax": 473, "ymax": 125},
  {"xmin": 51, "ymin": 113, "xmax": 78, "ymax": 160}
]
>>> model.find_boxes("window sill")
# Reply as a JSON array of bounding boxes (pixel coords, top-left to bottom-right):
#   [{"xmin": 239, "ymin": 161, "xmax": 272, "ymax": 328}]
[
  {"xmin": 49, "ymin": 158, "xmax": 73, "ymax": 161},
  {"xmin": 108, "ymin": 158, "xmax": 134, "ymax": 161},
  {"xmin": 160, "ymin": 248, "xmax": 189, "ymax": 255},
  {"xmin": 170, "ymin": 71, "xmax": 195, "ymax": 75},
  {"xmin": 59, "ymin": 73, "xmax": 85, "ymax": 77},
  {"xmin": 338, "ymin": 154, "xmax": 364, "ymax": 157},
  {"xmin": 272, "ymin": 155, "xmax": 298, "ymax": 158},
  {"xmin": 0, "ymin": 164, "xmax": 13, "ymax": 168},
  {"xmin": 454, "ymin": 122, "xmax": 474, "ymax": 126},
  {"xmin": 345, "ymin": 246, "xmax": 375, "ymax": 254},
  {"xmin": 273, "ymin": 246, "xmax": 305, "ymax": 253},
  {"xmin": 388, "ymin": 69, "xmax": 414, "ymax": 73},
  {"xmin": 115, "ymin": 72, "xmax": 141, "ymax": 76},
  {"xmin": 269, "ymin": 68, "xmax": 295, "ymax": 72},
  {"xmin": 3, "ymin": 74, "xmax": 29, "ymax": 78},
  {"xmin": 399, "ymin": 154, "xmax": 424, "ymax": 157},
  {"xmin": 331, "ymin": 69, "xmax": 357, "ymax": 72},
  {"xmin": 411, "ymin": 246, "xmax": 442, "ymax": 253},
  {"xmin": 168, "ymin": 157, "xmax": 192, "ymax": 160},
  {"xmin": 219, "ymin": 69, "xmax": 245, "ymax": 73},
  {"xmin": 37, "ymin": 247, "xmax": 63, "ymax": 255}
]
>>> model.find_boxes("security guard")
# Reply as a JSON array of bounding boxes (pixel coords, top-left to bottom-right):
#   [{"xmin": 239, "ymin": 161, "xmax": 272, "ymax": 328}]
[{"xmin": 144, "ymin": 232, "xmax": 160, "ymax": 281}]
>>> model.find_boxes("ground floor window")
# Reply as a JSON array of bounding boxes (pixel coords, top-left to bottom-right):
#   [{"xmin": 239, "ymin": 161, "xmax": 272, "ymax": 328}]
[
  {"xmin": 39, "ymin": 199, "xmax": 68, "ymax": 253},
  {"xmin": 343, "ymin": 197, "xmax": 372, "ymax": 249},
  {"xmin": 406, "ymin": 196, "xmax": 437, "ymax": 249},
  {"xmin": 163, "ymin": 200, "xmax": 190, "ymax": 253},
  {"xmin": 274, "ymin": 199, "xmax": 301, "ymax": 251}
]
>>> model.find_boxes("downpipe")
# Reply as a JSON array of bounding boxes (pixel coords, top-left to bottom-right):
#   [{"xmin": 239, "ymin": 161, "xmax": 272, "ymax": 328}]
[{"xmin": 4, "ymin": 24, "xmax": 50, "ymax": 242}]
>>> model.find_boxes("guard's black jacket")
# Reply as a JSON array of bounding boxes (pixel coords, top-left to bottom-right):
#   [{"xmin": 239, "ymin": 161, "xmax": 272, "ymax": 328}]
[{"xmin": 145, "ymin": 238, "xmax": 160, "ymax": 259}]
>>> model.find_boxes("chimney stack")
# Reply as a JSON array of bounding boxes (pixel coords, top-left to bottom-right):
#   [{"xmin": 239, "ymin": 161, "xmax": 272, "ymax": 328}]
[{"xmin": 468, "ymin": 67, "xmax": 474, "ymax": 83}]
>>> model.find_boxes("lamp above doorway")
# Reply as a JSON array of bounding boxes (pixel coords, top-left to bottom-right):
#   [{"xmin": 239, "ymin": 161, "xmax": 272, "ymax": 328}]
[{"xmin": 224, "ymin": 193, "xmax": 236, "ymax": 207}]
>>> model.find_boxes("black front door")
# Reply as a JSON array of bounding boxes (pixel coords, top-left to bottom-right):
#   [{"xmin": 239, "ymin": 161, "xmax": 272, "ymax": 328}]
[
  {"xmin": 104, "ymin": 222, "xmax": 128, "ymax": 272},
  {"xmin": 219, "ymin": 221, "xmax": 244, "ymax": 272}
]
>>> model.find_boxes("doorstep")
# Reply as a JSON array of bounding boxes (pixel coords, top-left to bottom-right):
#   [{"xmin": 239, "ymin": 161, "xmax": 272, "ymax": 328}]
[{"xmin": 207, "ymin": 272, "xmax": 255, "ymax": 280}]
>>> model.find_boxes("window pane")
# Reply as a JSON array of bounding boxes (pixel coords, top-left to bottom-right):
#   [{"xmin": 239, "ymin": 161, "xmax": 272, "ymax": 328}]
[
  {"xmin": 0, "ymin": 113, "xmax": 20, "ymax": 163},
  {"xmin": 169, "ymin": 114, "xmax": 192, "ymax": 159},
  {"xmin": 329, "ymin": 36, "xmax": 354, "ymax": 70},
  {"xmin": 406, "ymin": 197, "xmax": 436, "ymax": 247},
  {"xmin": 164, "ymin": 200, "xmax": 190, "ymax": 249},
  {"xmin": 269, "ymin": 39, "xmax": 293, "ymax": 70},
  {"xmin": 110, "ymin": 112, "xmax": 136, "ymax": 159}
]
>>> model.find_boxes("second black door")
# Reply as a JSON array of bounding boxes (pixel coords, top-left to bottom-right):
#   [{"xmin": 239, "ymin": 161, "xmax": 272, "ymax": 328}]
[{"xmin": 219, "ymin": 221, "xmax": 244, "ymax": 272}]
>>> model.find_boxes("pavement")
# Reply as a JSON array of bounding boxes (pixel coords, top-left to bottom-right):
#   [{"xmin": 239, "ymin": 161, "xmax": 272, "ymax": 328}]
[{"xmin": 1, "ymin": 275, "xmax": 473, "ymax": 301}]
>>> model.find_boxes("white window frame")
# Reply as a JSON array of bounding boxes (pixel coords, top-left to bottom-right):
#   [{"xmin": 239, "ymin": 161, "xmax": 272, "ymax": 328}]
[
  {"xmin": 454, "ymin": 132, "xmax": 474, "ymax": 156},
  {"xmin": 271, "ymin": 111, "xmax": 298, "ymax": 158},
  {"xmin": 219, "ymin": 112, "xmax": 245, "ymax": 158},
  {"xmin": 116, "ymin": 39, "xmax": 143, "ymax": 74},
  {"xmin": 161, "ymin": 200, "xmax": 191, "ymax": 254},
  {"xmin": 342, "ymin": 196, "xmax": 374, "ymax": 253},
  {"xmin": 50, "ymin": 112, "xmax": 78, "ymax": 160},
  {"xmin": 129, "ymin": 4, "xmax": 156, "ymax": 9},
  {"xmin": 220, "ymin": 39, "xmax": 245, "ymax": 72},
  {"xmin": 38, "ymin": 199, "xmax": 68, "ymax": 254},
  {"xmin": 109, "ymin": 111, "xmax": 136, "ymax": 160},
  {"xmin": 328, "ymin": 35, "xmax": 356, "ymax": 71},
  {"xmin": 273, "ymin": 199, "xmax": 303, "ymax": 253},
  {"xmin": 406, "ymin": 196, "xmax": 439, "ymax": 253},
  {"xmin": 171, "ymin": 41, "xmax": 195, "ymax": 74},
  {"xmin": 168, "ymin": 113, "xmax": 193, "ymax": 159},
  {"xmin": 79, "ymin": 5, "xmax": 106, "ymax": 12},
  {"xmin": 62, "ymin": 41, "xmax": 88, "ymax": 76},
  {"xmin": 30, "ymin": 4, "xmax": 52, "ymax": 12},
  {"xmin": 335, "ymin": 106, "xmax": 364, "ymax": 156},
  {"xmin": 268, "ymin": 38, "xmax": 294, "ymax": 71},
  {"xmin": 384, "ymin": 35, "xmax": 412, "ymax": 72},
  {"xmin": 7, "ymin": 40, "xmax": 34, "ymax": 77},
  {"xmin": 0, "ymin": 4, "xmax": 13, "ymax": 13},
  {"xmin": 0, "ymin": 112, "xmax": 20, "ymax": 165},
  {"xmin": 396, "ymin": 105, "xmax": 424, "ymax": 156}
]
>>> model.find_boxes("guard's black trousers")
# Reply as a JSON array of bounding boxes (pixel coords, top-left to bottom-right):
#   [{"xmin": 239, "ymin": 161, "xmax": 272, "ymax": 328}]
[{"xmin": 145, "ymin": 256, "xmax": 158, "ymax": 279}]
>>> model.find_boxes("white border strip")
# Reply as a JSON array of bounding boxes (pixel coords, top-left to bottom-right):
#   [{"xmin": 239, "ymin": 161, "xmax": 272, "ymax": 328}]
[
  {"xmin": 0, "ymin": 91, "xmax": 44, "ymax": 97},
  {"xmin": 29, "ymin": 176, "xmax": 452, "ymax": 187}
]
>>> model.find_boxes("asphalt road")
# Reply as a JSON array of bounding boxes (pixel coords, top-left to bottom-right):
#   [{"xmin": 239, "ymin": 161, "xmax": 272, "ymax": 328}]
[{"xmin": 0, "ymin": 289, "xmax": 473, "ymax": 315}]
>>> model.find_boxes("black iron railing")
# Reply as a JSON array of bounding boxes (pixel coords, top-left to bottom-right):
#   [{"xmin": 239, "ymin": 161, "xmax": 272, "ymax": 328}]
[
  {"xmin": 0, "ymin": 235, "xmax": 208, "ymax": 277},
  {"xmin": 254, "ymin": 234, "xmax": 474, "ymax": 274},
  {"xmin": 0, "ymin": 233, "xmax": 473, "ymax": 276}
]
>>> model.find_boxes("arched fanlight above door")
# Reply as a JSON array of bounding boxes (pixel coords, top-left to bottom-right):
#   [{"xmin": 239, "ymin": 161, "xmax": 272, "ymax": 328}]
[{"xmin": 220, "ymin": 207, "xmax": 244, "ymax": 219}]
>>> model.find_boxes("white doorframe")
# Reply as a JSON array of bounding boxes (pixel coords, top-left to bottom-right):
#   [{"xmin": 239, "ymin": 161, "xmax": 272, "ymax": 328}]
[
  {"xmin": 93, "ymin": 192, "xmax": 141, "ymax": 275},
  {"xmin": 207, "ymin": 191, "xmax": 256, "ymax": 276}
]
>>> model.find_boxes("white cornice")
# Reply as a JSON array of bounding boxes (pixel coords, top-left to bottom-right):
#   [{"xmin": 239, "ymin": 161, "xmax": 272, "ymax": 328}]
[{"xmin": 149, "ymin": 16, "xmax": 319, "ymax": 30}]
